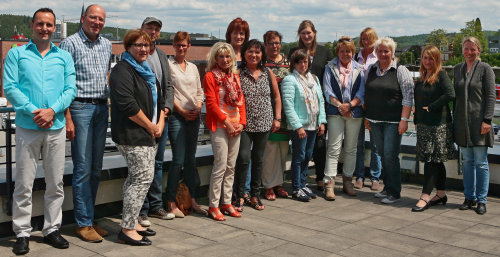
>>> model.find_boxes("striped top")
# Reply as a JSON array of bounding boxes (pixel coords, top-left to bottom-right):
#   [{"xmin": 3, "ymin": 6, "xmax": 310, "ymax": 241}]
[{"xmin": 59, "ymin": 29, "xmax": 112, "ymax": 99}]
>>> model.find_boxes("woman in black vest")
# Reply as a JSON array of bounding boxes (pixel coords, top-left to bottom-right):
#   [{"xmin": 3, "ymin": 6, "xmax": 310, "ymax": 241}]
[
  {"xmin": 411, "ymin": 45, "xmax": 455, "ymax": 212},
  {"xmin": 364, "ymin": 37, "xmax": 414, "ymax": 204}
]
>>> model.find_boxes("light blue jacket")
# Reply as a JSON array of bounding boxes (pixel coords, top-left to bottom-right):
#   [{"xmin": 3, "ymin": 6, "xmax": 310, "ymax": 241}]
[
  {"xmin": 281, "ymin": 73, "xmax": 327, "ymax": 131},
  {"xmin": 3, "ymin": 41, "xmax": 76, "ymax": 130}
]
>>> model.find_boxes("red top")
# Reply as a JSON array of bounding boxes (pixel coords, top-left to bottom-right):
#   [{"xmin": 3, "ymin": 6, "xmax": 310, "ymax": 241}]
[{"xmin": 203, "ymin": 71, "xmax": 246, "ymax": 132}]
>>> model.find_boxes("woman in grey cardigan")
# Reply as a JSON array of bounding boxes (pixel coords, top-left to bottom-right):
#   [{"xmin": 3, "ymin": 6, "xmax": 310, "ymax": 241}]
[{"xmin": 453, "ymin": 36, "xmax": 496, "ymax": 215}]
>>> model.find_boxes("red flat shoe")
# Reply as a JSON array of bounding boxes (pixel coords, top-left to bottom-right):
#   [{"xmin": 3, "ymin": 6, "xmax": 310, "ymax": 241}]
[
  {"xmin": 265, "ymin": 188, "xmax": 276, "ymax": 201},
  {"xmin": 220, "ymin": 204, "xmax": 242, "ymax": 218},
  {"xmin": 208, "ymin": 207, "xmax": 226, "ymax": 221},
  {"xmin": 274, "ymin": 186, "xmax": 289, "ymax": 198}
]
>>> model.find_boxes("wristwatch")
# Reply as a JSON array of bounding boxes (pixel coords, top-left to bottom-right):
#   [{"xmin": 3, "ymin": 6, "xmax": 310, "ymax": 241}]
[
  {"xmin": 274, "ymin": 118, "xmax": 282, "ymax": 122},
  {"xmin": 401, "ymin": 117, "xmax": 411, "ymax": 122}
]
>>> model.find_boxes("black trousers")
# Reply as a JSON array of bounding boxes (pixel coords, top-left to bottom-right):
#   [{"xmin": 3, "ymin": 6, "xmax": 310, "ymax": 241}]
[
  {"xmin": 313, "ymin": 133, "xmax": 326, "ymax": 182},
  {"xmin": 234, "ymin": 130, "xmax": 271, "ymax": 198},
  {"xmin": 422, "ymin": 162, "xmax": 446, "ymax": 195}
]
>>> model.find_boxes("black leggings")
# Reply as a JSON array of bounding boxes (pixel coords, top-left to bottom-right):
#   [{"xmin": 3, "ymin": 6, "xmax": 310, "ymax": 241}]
[{"xmin": 422, "ymin": 162, "xmax": 446, "ymax": 195}]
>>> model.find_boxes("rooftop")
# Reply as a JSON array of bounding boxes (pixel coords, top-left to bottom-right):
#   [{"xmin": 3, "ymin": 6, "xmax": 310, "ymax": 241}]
[{"xmin": 1, "ymin": 175, "xmax": 499, "ymax": 257}]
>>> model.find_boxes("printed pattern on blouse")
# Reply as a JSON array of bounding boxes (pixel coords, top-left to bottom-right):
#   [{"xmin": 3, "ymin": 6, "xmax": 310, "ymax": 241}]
[{"xmin": 239, "ymin": 67, "xmax": 274, "ymax": 132}]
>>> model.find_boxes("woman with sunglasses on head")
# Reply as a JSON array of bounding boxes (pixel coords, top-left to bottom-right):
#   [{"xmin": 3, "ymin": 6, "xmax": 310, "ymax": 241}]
[
  {"xmin": 412, "ymin": 45, "xmax": 455, "ymax": 212},
  {"xmin": 165, "ymin": 31, "xmax": 207, "ymax": 217},
  {"xmin": 289, "ymin": 20, "xmax": 332, "ymax": 194},
  {"xmin": 322, "ymin": 36, "xmax": 365, "ymax": 200}
]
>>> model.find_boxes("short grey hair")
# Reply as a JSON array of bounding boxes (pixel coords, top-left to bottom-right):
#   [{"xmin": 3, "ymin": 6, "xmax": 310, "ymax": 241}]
[{"xmin": 374, "ymin": 36, "xmax": 397, "ymax": 58}]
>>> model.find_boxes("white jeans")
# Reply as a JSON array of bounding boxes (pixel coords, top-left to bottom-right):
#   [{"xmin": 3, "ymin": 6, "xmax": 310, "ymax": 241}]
[
  {"xmin": 208, "ymin": 128, "xmax": 241, "ymax": 208},
  {"xmin": 324, "ymin": 115, "xmax": 362, "ymax": 180},
  {"xmin": 13, "ymin": 127, "xmax": 66, "ymax": 237}
]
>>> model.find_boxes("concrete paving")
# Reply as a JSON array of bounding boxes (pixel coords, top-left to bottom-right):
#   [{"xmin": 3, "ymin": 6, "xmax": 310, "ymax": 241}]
[{"xmin": 1, "ymin": 176, "xmax": 500, "ymax": 257}]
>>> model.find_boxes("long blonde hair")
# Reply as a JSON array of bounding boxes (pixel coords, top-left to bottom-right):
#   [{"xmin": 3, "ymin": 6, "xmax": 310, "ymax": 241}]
[
  {"xmin": 206, "ymin": 42, "xmax": 237, "ymax": 73},
  {"xmin": 419, "ymin": 45, "xmax": 442, "ymax": 86}
]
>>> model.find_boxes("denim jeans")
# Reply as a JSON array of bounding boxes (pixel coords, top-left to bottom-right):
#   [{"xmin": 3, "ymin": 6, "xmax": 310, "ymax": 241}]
[
  {"xmin": 354, "ymin": 119, "xmax": 382, "ymax": 182},
  {"xmin": 290, "ymin": 130, "xmax": 317, "ymax": 191},
  {"xmin": 235, "ymin": 130, "xmax": 271, "ymax": 197},
  {"xmin": 70, "ymin": 101, "xmax": 108, "ymax": 227},
  {"xmin": 165, "ymin": 113, "xmax": 200, "ymax": 202},
  {"xmin": 369, "ymin": 122, "xmax": 402, "ymax": 198},
  {"xmin": 140, "ymin": 118, "xmax": 168, "ymax": 215},
  {"xmin": 461, "ymin": 146, "xmax": 490, "ymax": 203}
]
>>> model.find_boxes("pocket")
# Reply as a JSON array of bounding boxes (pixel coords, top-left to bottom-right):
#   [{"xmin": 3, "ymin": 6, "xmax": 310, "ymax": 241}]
[{"xmin": 70, "ymin": 101, "xmax": 88, "ymax": 111}]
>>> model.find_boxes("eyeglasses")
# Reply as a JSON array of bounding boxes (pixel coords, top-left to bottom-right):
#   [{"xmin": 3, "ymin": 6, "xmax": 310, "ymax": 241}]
[
  {"xmin": 266, "ymin": 42, "xmax": 281, "ymax": 46},
  {"xmin": 174, "ymin": 44, "xmax": 188, "ymax": 48},
  {"xmin": 338, "ymin": 38, "xmax": 353, "ymax": 43},
  {"xmin": 132, "ymin": 43, "xmax": 150, "ymax": 49}
]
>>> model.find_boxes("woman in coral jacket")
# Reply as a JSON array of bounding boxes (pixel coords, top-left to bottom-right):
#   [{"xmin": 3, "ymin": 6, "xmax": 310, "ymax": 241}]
[{"xmin": 203, "ymin": 42, "xmax": 246, "ymax": 221}]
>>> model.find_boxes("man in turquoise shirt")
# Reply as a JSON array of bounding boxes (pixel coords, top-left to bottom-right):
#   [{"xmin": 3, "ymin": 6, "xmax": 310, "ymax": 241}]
[{"xmin": 3, "ymin": 8, "xmax": 76, "ymax": 255}]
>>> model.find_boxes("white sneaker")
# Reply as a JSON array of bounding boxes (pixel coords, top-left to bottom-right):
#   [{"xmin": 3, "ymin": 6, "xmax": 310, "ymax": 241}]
[
  {"xmin": 374, "ymin": 190, "xmax": 387, "ymax": 198},
  {"xmin": 381, "ymin": 195, "xmax": 401, "ymax": 204},
  {"xmin": 138, "ymin": 214, "xmax": 151, "ymax": 227}
]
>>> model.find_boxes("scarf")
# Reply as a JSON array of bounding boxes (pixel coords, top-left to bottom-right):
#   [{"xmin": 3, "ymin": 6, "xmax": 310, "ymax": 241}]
[
  {"xmin": 122, "ymin": 51, "xmax": 157, "ymax": 113},
  {"xmin": 211, "ymin": 68, "xmax": 243, "ymax": 107},
  {"xmin": 293, "ymin": 69, "xmax": 319, "ymax": 127},
  {"xmin": 339, "ymin": 61, "xmax": 352, "ymax": 88}
]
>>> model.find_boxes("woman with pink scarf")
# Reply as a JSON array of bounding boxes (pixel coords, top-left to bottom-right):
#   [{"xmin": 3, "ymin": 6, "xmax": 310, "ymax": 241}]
[{"xmin": 322, "ymin": 36, "xmax": 365, "ymax": 201}]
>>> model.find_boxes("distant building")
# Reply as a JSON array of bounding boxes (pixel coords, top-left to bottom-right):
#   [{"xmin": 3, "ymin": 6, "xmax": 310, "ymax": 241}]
[
  {"xmin": 488, "ymin": 30, "xmax": 500, "ymax": 53},
  {"xmin": 51, "ymin": 20, "xmax": 67, "ymax": 41}
]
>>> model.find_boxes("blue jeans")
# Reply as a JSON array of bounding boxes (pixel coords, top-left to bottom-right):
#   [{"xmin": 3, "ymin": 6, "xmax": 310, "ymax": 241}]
[
  {"xmin": 165, "ymin": 113, "xmax": 200, "ymax": 202},
  {"xmin": 461, "ymin": 146, "xmax": 490, "ymax": 203},
  {"xmin": 354, "ymin": 120, "xmax": 382, "ymax": 182},
  {"xmin": 369, "ymin": 122, "xmax": 402, "ymax": 198},
  {"xmin": 140, "ymin": 118, "xmax": 168, "ymax": 215},
  {"xmin": 71, "ymin": 101, "xmax": 108, "ymax": 227},
  {"xmin": 290, "ymin": 130, "xmax": 317, "ymax": 191}
]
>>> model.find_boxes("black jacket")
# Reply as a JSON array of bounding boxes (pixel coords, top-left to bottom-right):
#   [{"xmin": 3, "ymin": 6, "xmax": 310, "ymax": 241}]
[
  {"xmin": 110, "ymin": 60, "xmax": 165, "ymax": 146},
  {"xmin": 414, "ymin": 70, "xmax": 455, "ymax": 126},
  {"xmin": 288, "ymin": 45, "xmax": 332, "ymax": 86}
]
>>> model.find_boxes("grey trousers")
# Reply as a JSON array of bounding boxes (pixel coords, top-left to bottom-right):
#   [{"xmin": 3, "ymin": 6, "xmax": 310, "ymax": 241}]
[
  {"xmin": 117, "ymin": 144, "xmax": 157, "ymax": 229},
  {"xmin": 208, "ymin": 128, "xmax": 240, "ymax": 208},
  {"xmin": 262, "ymin": 140, "xmax": 289, "ymax": 189},
  {"xmin": 13, "ymin": 127, "xmax": 66, "ymax": 237}
]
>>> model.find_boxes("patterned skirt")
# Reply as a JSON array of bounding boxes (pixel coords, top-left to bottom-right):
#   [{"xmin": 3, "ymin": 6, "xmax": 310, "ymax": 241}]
[{"xmin": 416, "ymin": 123, "xmax": 457, "ymax": 163}]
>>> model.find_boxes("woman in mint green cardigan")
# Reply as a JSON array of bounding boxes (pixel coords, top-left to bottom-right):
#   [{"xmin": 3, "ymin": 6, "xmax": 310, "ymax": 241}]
[{"xmin": 282, "ymin": 49, "xmax": 326, "ymax": 202}]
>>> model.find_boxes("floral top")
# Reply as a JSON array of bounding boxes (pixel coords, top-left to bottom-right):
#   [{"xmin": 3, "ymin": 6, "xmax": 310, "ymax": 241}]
[
  {"xmin": 239, "ymin": 67, "xmax": 274, "ymax": 132},
  {"xmin": 265, "ymin": 53, "xmax": 290, "ymax": 141}
]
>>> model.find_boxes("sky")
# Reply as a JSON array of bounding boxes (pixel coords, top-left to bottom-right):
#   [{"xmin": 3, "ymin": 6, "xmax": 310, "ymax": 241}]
[{"xmin": 1, "ymin": 0, "xmax": 500, "ymax": 43}]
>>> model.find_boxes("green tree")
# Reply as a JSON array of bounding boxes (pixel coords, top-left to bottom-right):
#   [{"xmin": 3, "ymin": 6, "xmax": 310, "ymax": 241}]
[
  {"xmin": 399, "ymin": 51, "xmax": 415, "ymax": 65},
  {"xmin": 426, "ymin": 29, "xmax": 450, "ymax": 47},
  {"xmin": 452, "ymin": 18, "xmax": 488, "ymax": 56}
]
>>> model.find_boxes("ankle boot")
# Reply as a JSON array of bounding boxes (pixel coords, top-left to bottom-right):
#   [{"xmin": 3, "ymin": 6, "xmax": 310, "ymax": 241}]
[
  {"xmin": 342, "ymin": 175, "xmax": 357, "ymax": 196},
  {"xmin": 324, "ymin": 179, "xmax": 336, "ymax": 201}
]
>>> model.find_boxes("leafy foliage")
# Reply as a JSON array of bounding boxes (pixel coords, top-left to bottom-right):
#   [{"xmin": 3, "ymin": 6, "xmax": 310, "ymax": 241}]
[{"xmin": 426, "ymin": 29, "xmax": 450, "ymax": 47}]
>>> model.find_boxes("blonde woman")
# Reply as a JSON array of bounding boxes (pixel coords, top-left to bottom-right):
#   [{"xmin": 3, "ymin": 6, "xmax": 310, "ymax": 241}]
[
  {"xmin": 203, "ymin": 42, "xmax": 246, "ymax": 220},
  {"xmin": 453, "ymin": 37, "xmax": 495, "ymax": 215},
  {"xmin": 412, "ymin": 45, "xmax": 455, "ymax": 212}
]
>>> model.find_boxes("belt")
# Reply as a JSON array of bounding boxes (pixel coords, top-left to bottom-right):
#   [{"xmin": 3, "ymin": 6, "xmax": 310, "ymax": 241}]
[{"xmin": 74, "ymin": 97, "xmax": 107, "ymax": 104}]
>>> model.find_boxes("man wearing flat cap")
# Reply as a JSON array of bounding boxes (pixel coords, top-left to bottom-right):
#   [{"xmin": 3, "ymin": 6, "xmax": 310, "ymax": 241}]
[{"xmin": 137, "ymin": 17, "xmax": 175, "ymax": 225}]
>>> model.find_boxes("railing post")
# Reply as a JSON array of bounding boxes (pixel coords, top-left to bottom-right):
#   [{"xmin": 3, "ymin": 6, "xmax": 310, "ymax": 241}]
[{"xmin": 5, "ymin": 113, "xmax": 13, "ymax": 216}]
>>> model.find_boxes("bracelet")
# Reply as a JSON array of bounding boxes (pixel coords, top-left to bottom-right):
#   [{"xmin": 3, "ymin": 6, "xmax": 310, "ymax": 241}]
[
  {"xmin": 348, "ymin": 102, "xmax": 353, "ymax": 109},
  {"xmin": 401, "ymin": 117, "xmax": 411, "ymax": 122},
  {"xmin": 274, "ymin": 118, "xmax": 282, "ymax": 122}
]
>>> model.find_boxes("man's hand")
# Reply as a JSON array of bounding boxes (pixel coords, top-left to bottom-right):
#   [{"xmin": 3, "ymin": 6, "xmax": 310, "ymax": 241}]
[{"xmin": 33, "ymin": 108, "xmax": 55, "ymax": 129}]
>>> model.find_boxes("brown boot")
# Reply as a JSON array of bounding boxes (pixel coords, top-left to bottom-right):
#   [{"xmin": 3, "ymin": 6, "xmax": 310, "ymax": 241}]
[
  {"xmin": 76, "ymin": 226, "xmax": 103, "ymax": 243},
  {"xmin": 342, "ymin": 175, "xmax": 357, "ymax": 196},
  {"xmin": 324, "ymin": 179, "xmax": 336, "ymax": 201},
  {"xmin": 93, "ymin": 224, "xmax": 108, "ymax": 237}
]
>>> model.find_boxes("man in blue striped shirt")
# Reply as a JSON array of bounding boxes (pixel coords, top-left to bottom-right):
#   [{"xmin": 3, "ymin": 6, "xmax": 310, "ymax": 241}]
[
  {"xmin": 3, "ymin": 8, "xmax": 76, "ymax": 255},
  {"xmin": 59, "ymin": 4, "xmax": 112, "ymax": 243}
]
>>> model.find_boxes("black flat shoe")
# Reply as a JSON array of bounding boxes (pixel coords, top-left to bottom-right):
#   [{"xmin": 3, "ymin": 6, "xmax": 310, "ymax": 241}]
[
  {"xmin": 118, "ymin": 231, "xmax": 152, "ymax": 246},
  {"xmin": 429, "ymin": 195, "xmax": 447, "ymax": 206},
  {"xmin": 475, "ymin": 203, "xmax": 487, "ymax": 215},
  {"xmin": 12, "ymin": 237, "xmax": 29, "ymax": 255},
  {"xmin": 459, "ymin": 199, "xmax": 477, "ymax": 210},
  {"xmin": 137, "ymin": 228, "xmax": 156, "ymax": 237},
  {"xmin": 412, "ymin": 198, "xmax": 430, "ymax": 212},
  {"xmin": 43, "ymin": 230, "xmax": 69, "ymax": 249}
]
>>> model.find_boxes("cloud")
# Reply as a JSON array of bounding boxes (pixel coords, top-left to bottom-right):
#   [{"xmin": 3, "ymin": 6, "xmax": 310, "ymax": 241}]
[{"xmin": 1, "ymin": 0, "xmax": 499, "ymax": 43}]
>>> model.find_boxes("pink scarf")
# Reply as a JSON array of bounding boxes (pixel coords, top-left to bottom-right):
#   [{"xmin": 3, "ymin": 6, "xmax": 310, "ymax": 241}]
[
  {"xmin": 211, "ymin": 68, "xmax": 243, "ymax": 107},
  {"xmin": 339, "ymin": 61, "xmax": 352, "ymax": 88}
]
